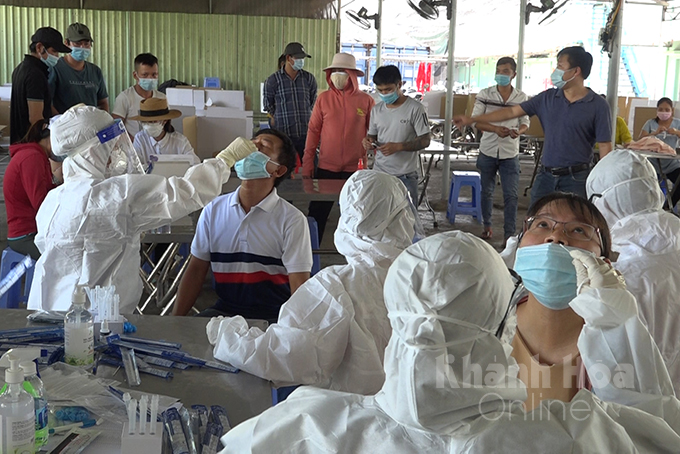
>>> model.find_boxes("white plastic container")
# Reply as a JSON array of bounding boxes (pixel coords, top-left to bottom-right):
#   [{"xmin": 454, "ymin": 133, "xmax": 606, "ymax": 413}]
[
  {"xmin": 0, "ymin": 351, "xmax": 36, "ymax": 453},
  {"xmin": 64, "ymin": 286, "xmax": 94, "ymax": 366}
]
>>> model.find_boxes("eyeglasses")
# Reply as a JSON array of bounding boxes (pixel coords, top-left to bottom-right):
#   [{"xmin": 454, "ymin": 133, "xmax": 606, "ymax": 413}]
[{"xmin": 524, "ymin": 215, "xmax": 601, "ymax": 243}]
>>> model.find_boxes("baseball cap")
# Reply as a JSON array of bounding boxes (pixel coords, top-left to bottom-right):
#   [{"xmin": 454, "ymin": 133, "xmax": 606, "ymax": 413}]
[
  {"xmin": 66, "ymin": 22, "xmax": 93, "ymax": 43},
  {"xmin": 284, "ymin": 42, "xmax": 311, "ymax": 59},
  {"xmin": 30, "ymin": 27, "xmax": 71, "ymax": 53}
]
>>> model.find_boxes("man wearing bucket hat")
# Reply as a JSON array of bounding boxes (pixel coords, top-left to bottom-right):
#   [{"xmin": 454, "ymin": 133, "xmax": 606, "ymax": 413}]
[
  {"xmin": 303, "ymin": 52, "xmax": 375, "ymax": 241},
  {"xmin": 49, "ymin": 22, "xmax": 109, "ymax": 113},
  {"xmin": 10, "ymin": 27, "xmax": 71, "ymax": 144},
  {"xmin": 130, "ymin": 97, "xmax": 200, "ymax": 166},
  {"xmin": 112, "ymin": 53, "xmax": 166, "ymax": 138},
  {"xmin": 263, "ymin": 42, "xmax": 317, "ymax": 163}
]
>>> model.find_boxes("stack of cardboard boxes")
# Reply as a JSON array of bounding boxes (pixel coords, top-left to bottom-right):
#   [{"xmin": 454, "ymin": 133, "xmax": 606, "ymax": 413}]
[{"xmin": 166, "ymin": 87, "xmax": 253, "ymax": 160}]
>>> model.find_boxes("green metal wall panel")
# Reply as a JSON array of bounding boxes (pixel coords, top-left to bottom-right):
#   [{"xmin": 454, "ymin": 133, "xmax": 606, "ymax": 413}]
[{"xmin": 0, "ymin": 5, "xmax": 337, "ymax": 116}]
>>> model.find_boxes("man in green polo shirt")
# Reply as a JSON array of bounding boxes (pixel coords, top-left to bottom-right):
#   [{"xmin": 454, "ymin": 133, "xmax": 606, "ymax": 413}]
[{"xmin": 49, "ymin": 22, "xmax": 109, "ymax": 114}]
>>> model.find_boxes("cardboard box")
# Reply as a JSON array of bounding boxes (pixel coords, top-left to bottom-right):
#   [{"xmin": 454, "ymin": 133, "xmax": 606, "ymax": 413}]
[
  {"xmin": 439, "ymin": 94, "xmax": 470, "ymax": 118},
  {"xmin": 183, "ymin": 116, "xmax": 251, "ymax": 160},
  {"xmin": 525, "ymin": 115, "xmax": 544, "ymax": 138},
  {"xmin": 0, "ymin": 100, "xmax": 10, "ymax": 137},
  {"xmin": 633, "ymin": 106, "xmax": 658, "ymax": 141}
]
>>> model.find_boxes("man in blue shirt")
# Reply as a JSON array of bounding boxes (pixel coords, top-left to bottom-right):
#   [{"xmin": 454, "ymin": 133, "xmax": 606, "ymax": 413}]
[
  {"xmin": 264, "ymin": 42, "xmax": 317, "ymax": 163},
  {"xmin": 455, "ymin": 46, "xmax": 612, "ymax": 206}
]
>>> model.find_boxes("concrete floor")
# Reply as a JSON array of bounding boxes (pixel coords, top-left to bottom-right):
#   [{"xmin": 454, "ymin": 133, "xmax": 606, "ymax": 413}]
[{"xmin": 0, "ymin": 143, "xmax": 538, "ymax": 313}]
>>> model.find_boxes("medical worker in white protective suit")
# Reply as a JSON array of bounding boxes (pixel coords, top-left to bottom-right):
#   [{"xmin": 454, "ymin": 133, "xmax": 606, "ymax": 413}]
[
  {"xmin": 207, "ymin": 170, "xmax": 415, "ymax": 395},
  {"xmin": 586, "ymin": 148, "xmax": 680, "ymax": 396},
  {"xmin": 28, "ymin": 104, "xmax": 257, "ymax": 313},
  {"xmin": 218, "ymin": 231, "xmax": 680, "ymax": 453}
]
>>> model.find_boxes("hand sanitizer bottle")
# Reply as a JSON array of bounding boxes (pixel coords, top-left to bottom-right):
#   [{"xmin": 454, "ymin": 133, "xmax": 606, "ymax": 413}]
[
  {"xmin": 64, "ymin": 286, "xmax": 94, "ymax": 367},
  {"xmin": 0, "ymin": 350, "xmax": 36, "ymax": 454}
]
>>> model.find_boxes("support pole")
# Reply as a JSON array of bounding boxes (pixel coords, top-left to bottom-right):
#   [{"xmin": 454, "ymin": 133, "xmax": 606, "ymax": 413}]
[
  {"xmin": 376, "ymin": 0, "xmax": 383, "ymax": 67},
  {"xmin": 517, "ymin": 0, "xmax": 527, "ymax": 90},
  {"xmin": 442, "ymin": 1, "xmax": 458, "ymax": 200},
  {"xmin": 606, "ymin": 0, "xmax": 624, "ymax": 145}
]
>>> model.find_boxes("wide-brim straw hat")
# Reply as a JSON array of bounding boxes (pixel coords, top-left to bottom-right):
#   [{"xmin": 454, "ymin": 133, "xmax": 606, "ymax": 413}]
[
  {"xmin": 324, "ymin": 53, "xmax": 364, "ymax": 76},
  {"xmin": 129, "ymin": 97, "xmax": 181, "ymax": 121}
]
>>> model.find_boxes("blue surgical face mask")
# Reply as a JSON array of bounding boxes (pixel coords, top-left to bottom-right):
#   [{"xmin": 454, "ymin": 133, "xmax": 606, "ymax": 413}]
[
  {"xmin": 41, "ymin": 49, "xmax": 59, "ymax": 68},
  {"xmin": 292, "ymin": 58, "xmax": 305, "ymax": 71},
  {"xmin": 69, "ymin": 46, "xmax": 91, "ymax": 62},
  {"xmin": 234, "ymin": 151, "xmax": 280, "ymax": 180},
  {"xmin": 138, "ymin": 78, "xmax": 158, "ymax": 92},
  {"xmin": 495, "ymin": 74, "xmax": 512, "ymax": 87},
  {"xmin": 513, "ymin": 243, "xmax": 584, "ymax": 310},
  {"xmin": 379, "ymin": 91, "xmax": 399, "ymax": 105},
  {"xmin": 550, "ymin": 68, "xmax": 575, "ymax": 89}
]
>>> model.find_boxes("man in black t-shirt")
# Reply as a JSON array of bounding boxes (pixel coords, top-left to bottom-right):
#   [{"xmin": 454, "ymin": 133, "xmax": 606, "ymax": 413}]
[{"xmin": 10, "ymin": 27, "xmax": 70, "ymax": 144}]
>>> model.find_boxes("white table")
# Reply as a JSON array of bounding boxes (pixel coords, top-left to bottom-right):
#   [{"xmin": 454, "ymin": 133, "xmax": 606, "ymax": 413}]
[{"xmin": 0, "ymin": 309, "xmax": 273, "ymax": 453}]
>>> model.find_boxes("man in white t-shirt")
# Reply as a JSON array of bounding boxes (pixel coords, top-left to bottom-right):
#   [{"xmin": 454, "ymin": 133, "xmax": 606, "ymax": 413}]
[
  {"xmin": 472, "ymin": 57, "xmax": 530, "ymax": 243},
  {"xmin": 173, "ymin": 128, "xmax": 313, "ymax": 322},
  {"xmin": 112, "ymin": 53, "xmax": 166, "ymax": 138},
  {"xmin": 362, "ymin": 65, "xmax": 430, "ymax": 204}
]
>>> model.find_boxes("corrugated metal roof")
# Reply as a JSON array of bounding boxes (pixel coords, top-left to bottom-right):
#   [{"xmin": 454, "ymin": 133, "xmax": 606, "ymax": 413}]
[
  {"xmin": 0, "ymin": 5, "xmax": 337, "ymax": 116},
  {"xmin": 0, "ymin": 0, "xmax": 338, "ymax": 19}
]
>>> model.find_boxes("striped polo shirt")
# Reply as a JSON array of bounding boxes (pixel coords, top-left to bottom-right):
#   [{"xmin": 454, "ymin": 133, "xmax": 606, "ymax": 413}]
[{"xmin": 192, "ymin": 187, "xmax": 313, "ymax": 321}]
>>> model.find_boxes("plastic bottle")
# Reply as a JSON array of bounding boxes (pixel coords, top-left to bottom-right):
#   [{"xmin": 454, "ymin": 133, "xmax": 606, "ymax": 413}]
[
  {"xmin": 20, "ymin": 360, "xmax": 48, "ymax": 448},
  {"xmin": 64, "ymin": 286, "xmax": 94, "ymax": 367},
  {"xmin": 0, "ymin": 350, "xmax": 36, "ymax": 454}
]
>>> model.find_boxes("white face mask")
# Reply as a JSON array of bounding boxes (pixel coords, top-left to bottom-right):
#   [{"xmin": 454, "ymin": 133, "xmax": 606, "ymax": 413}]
[
  {"xmin": 142, "ymin": 122, "xmax": 164, "ymax": 138},
  {"xmin": 330, "ymin": 71, "xmax": 349, "ymax": 90}
]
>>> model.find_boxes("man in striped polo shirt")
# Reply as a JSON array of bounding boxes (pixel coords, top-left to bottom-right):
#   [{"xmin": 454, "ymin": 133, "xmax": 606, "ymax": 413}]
[{"xmin": 174, "ymin": 129, "xmax": 312, "ymax": 322}]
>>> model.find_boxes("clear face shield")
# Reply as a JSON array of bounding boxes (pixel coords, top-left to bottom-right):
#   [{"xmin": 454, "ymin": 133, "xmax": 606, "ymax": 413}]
[{"xmin": 70, "ymin": 119, "xmax": 144, "ymax": 177}]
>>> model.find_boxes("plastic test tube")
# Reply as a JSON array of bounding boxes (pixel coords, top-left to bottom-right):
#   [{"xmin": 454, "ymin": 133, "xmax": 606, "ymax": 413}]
[
  {"xmin": 150, "ymin": 395, "xmax": 159, "ymax": 434},
  {"xmin": 139, "ymin": 395, "xmax": 148, "ymax": 434},
  {"xmin": 128, "ymin": 398, "xmax": 137, "ymax": 435}
]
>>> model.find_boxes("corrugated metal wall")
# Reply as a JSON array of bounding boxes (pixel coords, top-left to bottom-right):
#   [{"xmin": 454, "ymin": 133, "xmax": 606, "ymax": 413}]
[{"xmin": 0, "ymin": 5, "xmax": 337, "ymax": 116}]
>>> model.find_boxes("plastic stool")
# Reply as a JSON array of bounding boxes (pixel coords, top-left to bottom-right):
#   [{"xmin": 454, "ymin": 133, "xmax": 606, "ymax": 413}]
[
  {"xmin": 307, "ymin": 217, "xmax": 321, "ymax": 276},
  {"xmin": 0, "ymin": 248, "xmax": 35, "ymax": 308},
  {"xmin": 446, "ymin": 171, "xmax": 483, "ymax": 224},
  {"xmin": 271, "ymin": 385, "xmax": 300, "ymax": 405}
]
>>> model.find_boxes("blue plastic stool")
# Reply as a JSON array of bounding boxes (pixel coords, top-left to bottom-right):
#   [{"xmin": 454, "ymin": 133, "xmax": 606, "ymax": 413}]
[
  {"xmin": 446, "ymin": 171, "xmax": 483, "ymax": 224},
  {"xmin": 0, "ymin": 248, "xmax": 35, "ymax": 308},
  {"xmin": 307, "ymin": 217, "xmax": 321, "ymax": 276},
  {"xmin": 203, "ymin": 77, "xmax": 221, "ymax": 88},
  {"xmin": 271, "ymin": 385, "xmax": 300, "ymax": 405}
]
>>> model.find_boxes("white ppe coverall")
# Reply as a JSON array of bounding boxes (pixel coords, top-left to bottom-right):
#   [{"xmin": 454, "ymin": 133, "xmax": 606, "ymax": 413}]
[
  {"xmin": 219, "ymin": 231, "xmax": 680, "ymax": 453},
  {"xmin": 28, "ymin": 105, "xmax": 239, "ymax": 314},
  {"xmin": 209, "ymin": 170, "xmax": 415, "ymax": 394},
  {"xmin": 586, "ymin": 148, "xmax": 680, "ymax": 396}
]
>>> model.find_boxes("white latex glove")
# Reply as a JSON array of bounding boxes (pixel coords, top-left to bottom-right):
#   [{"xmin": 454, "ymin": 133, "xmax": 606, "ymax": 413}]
[
  {"xmin": 206, "ymin": 316, "xmax": 226, "ymax": 345},
  {"xmin": 216, "ymin": 137, "xmax": 257, "ymax": 168},
  {"xmin": 569, "ymin": 249, "xmax": 626, "ymax": 294}
]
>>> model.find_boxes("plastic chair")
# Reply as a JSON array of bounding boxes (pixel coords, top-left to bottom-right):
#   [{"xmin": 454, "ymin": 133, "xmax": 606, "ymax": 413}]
[
  {"xmin": 446, "ymin": 171, "xmax": 483, "ymax": 224},
  {"xmin": 203, "ymin": 77, "xmax": 221, "ymax": 88},
  {"xmin": 0, "ymin": 248, "xmax": 35, "ymax": 308},
  {"xmin": 271, "ymin": 385, "xmax": 300, "ymax": 405},
  {"xmin": 307, "ymin": 217, "xmax": 321, "ymax": 276}
]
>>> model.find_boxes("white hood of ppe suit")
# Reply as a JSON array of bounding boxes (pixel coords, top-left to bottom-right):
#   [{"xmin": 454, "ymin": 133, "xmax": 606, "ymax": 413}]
[
  {"xmin": 373, "ymin": 231, "xmax": 526, "ymax": 433},
  {"xmin": 219, "ymin": 232, "xmax": 680, "ymax": 454},
  {"xmin": 586, "ymin": 149, "xmax": 680, "ymax": 396},
  {"xmin": 586, "ymin": 149, "xmax": 665, "ymax": 229},
  {"xmin": 29, "ymin": 105, "xmax": 230, "ymax": 313},
  {"xmin": 211, "ymin": 170, "xmax": 414, "ymax": 394}
]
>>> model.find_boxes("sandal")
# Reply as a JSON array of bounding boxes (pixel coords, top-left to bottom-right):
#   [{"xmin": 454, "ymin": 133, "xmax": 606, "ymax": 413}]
[{"xmin": 481, "ymin": 229, "xmax": 493, "ymax": 240}]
